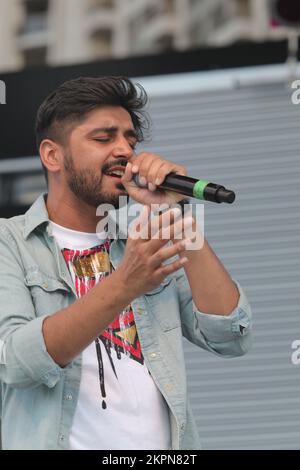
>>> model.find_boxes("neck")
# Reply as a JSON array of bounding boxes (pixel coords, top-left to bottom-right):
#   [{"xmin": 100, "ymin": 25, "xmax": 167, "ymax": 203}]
[{"xmin": 46, "ymin": 189, "xmax": 104, "ymax": 233}]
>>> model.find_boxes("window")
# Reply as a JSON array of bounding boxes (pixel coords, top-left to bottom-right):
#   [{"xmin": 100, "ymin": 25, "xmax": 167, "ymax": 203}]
[
  {"xmin": 23, "ymin": 47, "xmax": 47, "ymax": 67},
  {"xmin": 23, "ymin": 0, "xmax": 49, "ymax": 14},
  {"xmin": 21, "ymin": 0, "xmax": 49, "ymax": 34}
]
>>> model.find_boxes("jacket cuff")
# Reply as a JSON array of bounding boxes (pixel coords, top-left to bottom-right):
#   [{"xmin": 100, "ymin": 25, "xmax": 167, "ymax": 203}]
[
  {"xmin": 10, "ymin": 316, "xmax": 64, "ymax": 387},
  {"xmin": 193, "ymin": 281, "xmax": 252, "ymax": 343}
]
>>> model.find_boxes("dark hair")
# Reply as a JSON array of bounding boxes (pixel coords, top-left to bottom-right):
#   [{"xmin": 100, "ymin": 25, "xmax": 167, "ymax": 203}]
[{"xmin": 35, "ymin": 76, "xmax": 149, "ymax": 182}]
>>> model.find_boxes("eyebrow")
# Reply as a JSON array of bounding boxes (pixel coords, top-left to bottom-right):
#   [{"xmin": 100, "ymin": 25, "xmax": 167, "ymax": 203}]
[{"xmin": 86, "ymin": 127, "xmax": 138, "ymax": 140}]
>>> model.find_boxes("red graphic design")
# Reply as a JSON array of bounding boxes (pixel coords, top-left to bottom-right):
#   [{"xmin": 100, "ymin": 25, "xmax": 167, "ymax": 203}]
[{"xmin": 62, "ymin": 242, "xmax": 143, "ymax": 365}]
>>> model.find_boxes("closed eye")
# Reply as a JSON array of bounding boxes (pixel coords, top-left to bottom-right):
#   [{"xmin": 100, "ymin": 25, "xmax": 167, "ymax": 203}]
[
  {"xmin": 94, "ymin": 138, "xmax": 111, "ymax": 142},
  {"xmin": 94, "ymin": 138, "xmax": 137, "ymax": 149}
]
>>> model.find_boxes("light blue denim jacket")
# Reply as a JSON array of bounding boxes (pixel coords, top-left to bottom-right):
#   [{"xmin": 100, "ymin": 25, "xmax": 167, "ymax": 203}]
[{"xmin": 0, "ymin": 194, "xmax": 252, "ymax": 450}]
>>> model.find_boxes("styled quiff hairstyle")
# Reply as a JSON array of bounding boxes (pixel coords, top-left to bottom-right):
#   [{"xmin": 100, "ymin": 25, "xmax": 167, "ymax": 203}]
[{"xmin": 35, "ymin": 76, "xmax": 149, "ymax": 182}]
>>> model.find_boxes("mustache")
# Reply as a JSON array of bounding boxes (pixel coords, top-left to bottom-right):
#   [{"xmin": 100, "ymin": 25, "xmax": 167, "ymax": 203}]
[{"xmin": 102, "ymin": 159, "xmax": 128, "ymax": 174}]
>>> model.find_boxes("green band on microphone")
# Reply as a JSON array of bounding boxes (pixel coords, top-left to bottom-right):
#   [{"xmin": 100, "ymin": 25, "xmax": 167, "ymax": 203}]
[{"xmin": 193, "ymin": 180, "xmax": 209, "ymax": 200}]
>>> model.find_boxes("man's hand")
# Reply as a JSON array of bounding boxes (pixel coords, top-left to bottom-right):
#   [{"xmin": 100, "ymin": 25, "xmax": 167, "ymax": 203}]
[
  {"xmin": 117, "ymin": 206, "xmax": 193, "ymax": 298},
  {"xmin": 121, "ymin": 152, "xmax": 187, "ymax": 206}
]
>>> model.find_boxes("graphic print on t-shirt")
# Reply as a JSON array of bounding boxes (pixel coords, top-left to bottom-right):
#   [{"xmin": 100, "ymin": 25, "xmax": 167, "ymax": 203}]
[{"xmin": 62, "ymin": 240, "xmax": 144, "ymax": 409}]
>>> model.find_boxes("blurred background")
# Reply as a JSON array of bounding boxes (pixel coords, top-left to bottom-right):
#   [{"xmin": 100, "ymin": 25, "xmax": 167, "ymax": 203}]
[
  {"xmin": 0, "ymin": 0, "xmax": 298, "ymax": 70},
  {"xmin": 1, "ymin": 0, "xmax": 300, "ymax": 450}
]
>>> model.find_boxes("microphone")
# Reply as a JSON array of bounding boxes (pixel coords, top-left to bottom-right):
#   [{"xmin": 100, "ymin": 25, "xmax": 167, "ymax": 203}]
[{"xmin": 133, "ymin": 173, "xmax": 236, "ymax": 204}]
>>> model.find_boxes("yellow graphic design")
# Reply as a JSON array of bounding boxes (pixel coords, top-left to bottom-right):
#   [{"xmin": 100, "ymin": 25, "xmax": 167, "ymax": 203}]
[
  {"xmin": 114, "ymin": 324, "xmax": 137, "ymax": 346},
  {"xmin": 72, "ymin": 251, "xmax": 111, "ymax": 278}
]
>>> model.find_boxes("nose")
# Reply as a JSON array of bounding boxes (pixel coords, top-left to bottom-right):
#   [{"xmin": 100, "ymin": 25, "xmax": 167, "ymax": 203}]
[{"xmin": 111, "ymin": 136, "xmax": 134, "ymax": 159}]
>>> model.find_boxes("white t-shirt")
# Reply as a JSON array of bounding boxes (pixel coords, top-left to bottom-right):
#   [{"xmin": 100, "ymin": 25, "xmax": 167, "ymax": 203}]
[{"xmin": 50, "ymin": 221, "xmax": 171, "ymax": 450}]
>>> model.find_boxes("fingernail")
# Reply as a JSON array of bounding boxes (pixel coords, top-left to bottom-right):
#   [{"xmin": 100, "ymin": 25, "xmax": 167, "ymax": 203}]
[
  {"xmin": 184, "ymin": 216, "xmax": 194, "ymax": 227},
  {"xmin": 148, "ymin": 182, "xmax": 156, "ymax": 191},
  {"xmin": 132, "ymin": 165, "xmax": 139, "ymax": 173},
  {"xmin": 139, "ymin": 176, "xmax": 147, "ymax": 186},
  {"xmin": 171, "ymin": 207, "xmax": 181, "ymax": 217},
  {"xmin": 180, "ymin": 257, "xmax": 188, "ymax": 265},
  {"xmin": 155, "ymin": 178, "xmax": 161, "ymax": 185},
  {"xmin": 181, "ymin": 238, "xmax": 191, "ymax": 248}
]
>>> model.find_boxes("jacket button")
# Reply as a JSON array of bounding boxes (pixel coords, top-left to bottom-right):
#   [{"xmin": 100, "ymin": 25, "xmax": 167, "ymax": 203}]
[
  {"xmin": 59, "ymin": 434, "xmax": 65, "ymax": 441},
  {"xmin": 65, "ymin": 394, "xmax": 73, "ymax": 401},
  {"xmin": 42, "ymin": 283, "xmax": 48, "ymax": 289},
  {"xmin": 149, "ymin": 353, "xmax": 157, "ymax": 359}
]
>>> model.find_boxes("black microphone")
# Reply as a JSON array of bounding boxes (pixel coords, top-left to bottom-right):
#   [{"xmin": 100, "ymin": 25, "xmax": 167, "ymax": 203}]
[{"xmin": 133, "ymin": 173, "xmax": 235, "ymax": 204}]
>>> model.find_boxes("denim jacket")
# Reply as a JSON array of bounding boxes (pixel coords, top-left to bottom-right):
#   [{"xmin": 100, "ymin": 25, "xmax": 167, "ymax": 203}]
[{"xmin": 0, "ymin": 194, "xmax": 252, "ymax": 450}]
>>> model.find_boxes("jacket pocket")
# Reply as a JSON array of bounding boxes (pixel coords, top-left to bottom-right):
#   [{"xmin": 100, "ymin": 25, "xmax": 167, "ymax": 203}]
[
  {"xmin": 25, "ymin": 271, "xmax": 69, "ymax": 292},
  {"xmin": 24, "ymin": 270, "xmax": 70, "ymax": 316}
]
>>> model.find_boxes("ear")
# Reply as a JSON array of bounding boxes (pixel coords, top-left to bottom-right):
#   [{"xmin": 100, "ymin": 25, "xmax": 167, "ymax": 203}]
[{"xmin": 39, "ymin": 139, "xmax": 63, "ymax": 175}]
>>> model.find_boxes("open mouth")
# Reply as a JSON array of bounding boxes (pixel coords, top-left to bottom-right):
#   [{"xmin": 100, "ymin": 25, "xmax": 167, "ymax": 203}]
[{"xmin": 104, "ymin": 168, "xmax": 125, "ymax": 179}]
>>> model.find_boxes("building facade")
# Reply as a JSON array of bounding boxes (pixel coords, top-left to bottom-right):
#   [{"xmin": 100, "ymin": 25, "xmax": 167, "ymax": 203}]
[{"xmin": 0, "ymin": 0, "xmax": 285, "ymax": 73}]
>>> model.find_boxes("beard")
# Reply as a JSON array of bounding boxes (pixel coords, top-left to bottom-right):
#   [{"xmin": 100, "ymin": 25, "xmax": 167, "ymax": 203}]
[{"xmin": 63, "ymin": 153, "xmax": 128, "ymax": 209}]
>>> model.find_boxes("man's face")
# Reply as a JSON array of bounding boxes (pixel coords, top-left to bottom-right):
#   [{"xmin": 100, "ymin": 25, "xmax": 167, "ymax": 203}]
[{"xmin": 62, "ymin": 106, "xmax": 137, "ymax": 208}]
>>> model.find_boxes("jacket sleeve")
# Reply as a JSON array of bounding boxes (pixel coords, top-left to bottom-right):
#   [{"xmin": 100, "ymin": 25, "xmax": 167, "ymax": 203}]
[
  {"xmin": 0, "ymin": 225, "xmax": 64, "ymax": 389},
  {"xmin": 174, "ymin": 266, "xmax": 252, "ymax": 358}
]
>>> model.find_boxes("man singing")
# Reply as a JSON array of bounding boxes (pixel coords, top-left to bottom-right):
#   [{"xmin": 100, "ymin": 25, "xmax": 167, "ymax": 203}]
[{"xmin": 0, "ymin": 76, "xmax": 252, "ymax": 450}]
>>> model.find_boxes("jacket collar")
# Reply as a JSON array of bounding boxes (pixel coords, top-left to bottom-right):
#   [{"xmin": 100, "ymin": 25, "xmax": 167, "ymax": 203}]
[
  {"xmin": 23, "ymin": 193, "xmax": 127, "ymax": 240},
  {"xmin": 23, "ymin": 193, "xmax": 49, "ymax": 239}
]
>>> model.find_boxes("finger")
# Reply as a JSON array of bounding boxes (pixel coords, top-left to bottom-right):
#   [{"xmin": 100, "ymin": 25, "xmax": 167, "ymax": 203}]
[
  {"xmin": 173, "ymin": 215, "xmax": 195, "ymax": 241},
  {"xmin": 155, "ymin": 256, "xmax": 189, "ymax": 279},
  {"xmin": 150, "ymin": 215, "xmax": 194, "ymax": 250},
  {"xmin": 157, "ymin": 215, "xmax": 194, "ymax": 246},
  {"xmin": 131, "ymin": 153, "xmax": 148, "ymax": 174},
  {"xmin": 131, "ymin": 159, "xmax": 140, "ymax": 174},
  {"xmin": 122, "ymin": 161, "xmax": 133, "ymax": 183},
  {"xmin": 150, "ymin": 209, "xmax": 191, "ymax": 242},
  {"xmin": 140, "ymin": 207, "xmax": 181, "ymax": 242},
  {"xmin": 150, "ymin": 237, "xmax": 189, "ymax": 268},
  {"xmin": 128, "ymin": 205, "xmax": 151, "ymax": 240},
  {"xmin": 155, "ymin": 164, "xmax": 187, "ymax": 186},
  {"xmin": 137, "ymin": 155, "xmax": 160, "ymax": 186},
  {"xmin": 146, "ymin": 160, "xmax": 166, "ymax": 191}
]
